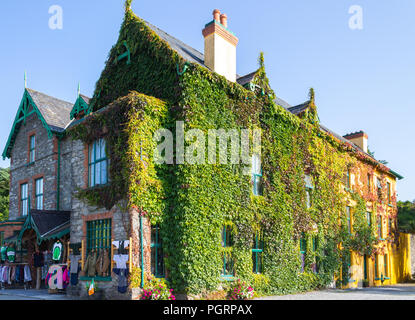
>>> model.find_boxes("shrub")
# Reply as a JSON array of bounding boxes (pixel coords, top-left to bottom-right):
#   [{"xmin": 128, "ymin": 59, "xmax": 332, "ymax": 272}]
[
  {"xmin": 141, "ymin": 276, "xmax": 176, "ymax": 300},
  {"xmin": 228, "ymin": 279, "xmax": 255, "ymax": 300}
]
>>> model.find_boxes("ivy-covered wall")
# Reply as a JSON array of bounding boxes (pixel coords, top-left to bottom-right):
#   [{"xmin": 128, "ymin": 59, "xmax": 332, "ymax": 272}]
[{"xmin": 69, "ymin": 7, "xmax": 401, "ymax": 296}]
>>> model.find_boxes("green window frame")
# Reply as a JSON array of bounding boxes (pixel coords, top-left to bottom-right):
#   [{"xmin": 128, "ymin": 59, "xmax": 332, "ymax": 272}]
[
  {"xmin": 375, "ymin": 254, "xmax": 379, "ymax": 279},
  {"xmin": 345, "ymin": 169, "xmax": 351, "ymax": 189},
  {"xmin": 20, "ymin": 183, "xmax": 29, "ymax": 216},
  {"xmin": 35, "ymin": 178, "xmax": 43, "ymax": 210},
  {"xmin": 151, "ymin": 225, "xmax": 165, "ymax": 278},
  {"xmin": 377, "ymin": 216, "xmax": 383, "ymax": 240},
  {"xmin": 300, "ymin": 233, "xmax": 306, "ymax": 273},
  {"xmin": 384, "ymin": 254, "xmax": 389, "ymax": 277},
  {"xmin": 0, "ymin": 232, "xmax": 4, "ymax": 246},
  {"xmin": 346, "ymin": 206, "xmax": 352, "ymax": 234},
  {"xmin": 367, "ymin": 212, "xmax": 372, "ymax": 227},
  {"xmin": 252, "ymin": 154, "xmax": 262, "ymax": 196},
  {"xmin": 86, "ymin": 219, "xmax": 112, "ymax": 255},
  {"xmin": 363, "ymin": 255, "xmax": 368, "ymax": 280},
  {"xmin": 88, "ymin": 138, "xmax": 108, "ymax": 187},
  {"xmin": 29, "ymin": 135, "xmax": 35, "ymax": 163},
  {"xmin": 221, "ymin": 225, "xmax": 234, "ymax": 278},
  {"xmin": 252, "ymin": 232, "xmax": 264, "ymax": 274}
]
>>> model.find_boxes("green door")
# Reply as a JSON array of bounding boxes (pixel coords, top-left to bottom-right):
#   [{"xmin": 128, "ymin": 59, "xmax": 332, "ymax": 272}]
[{"xmin": 363, "ymin": 255, "xmax": 368, "ymax": 280}]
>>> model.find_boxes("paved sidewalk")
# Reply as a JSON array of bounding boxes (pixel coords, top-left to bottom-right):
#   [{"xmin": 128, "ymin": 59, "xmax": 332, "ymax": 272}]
[
  {"xmin": 256, "ymin": 284, "xmax": 415, "ymax": 300},
  {"xmin": 0, "ymin": 289, "xmax": 76, "ymax": 300}
]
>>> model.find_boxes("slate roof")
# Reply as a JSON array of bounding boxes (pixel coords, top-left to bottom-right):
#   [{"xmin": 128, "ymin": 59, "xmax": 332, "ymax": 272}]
[
  {"xmin": 30, "ymin": 210, "xmax": 70, "ymax": 237},
  {"xmin": 26, "ymin": 88, "xmax": 74, "ymax": 132},
  {"xmin": 237, "ymin": 71, "xmax": 257, "ymax": 86},
  {"xmin": 144, "ymin": 20, "xmax": 206, "ymax": 67}
]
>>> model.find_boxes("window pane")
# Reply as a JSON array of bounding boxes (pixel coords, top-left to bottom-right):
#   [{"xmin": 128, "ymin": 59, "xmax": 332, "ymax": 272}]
[
  {"xmin": 95, "ymin": 161, "xmax": 101, "ymax": 187},
  {"xmin": 101, "ymin": 160, "xmax": 107, "ymax": 184}
]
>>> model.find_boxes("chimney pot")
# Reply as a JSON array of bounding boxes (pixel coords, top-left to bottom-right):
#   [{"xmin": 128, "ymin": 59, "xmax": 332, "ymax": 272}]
[
  {"xmin": 220, "ymin": 13, "xmax": 228, "ymax": 28},
  {"xmin": 213, "ymin": 9, "xmax": 221, "ymax": 22}
]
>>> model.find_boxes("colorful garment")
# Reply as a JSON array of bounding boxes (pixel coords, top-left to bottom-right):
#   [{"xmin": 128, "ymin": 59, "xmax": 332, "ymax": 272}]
[
  {"xmin": 6, "ymin": 247, "xmax": 15, "ymax": 262},
  {"xmin": 0, "ymin": 246, "xmax": 7, "ymax": 261},
  {"xmin": 52, "ymin": 242, "xmax": 63, "ymax": 262}
]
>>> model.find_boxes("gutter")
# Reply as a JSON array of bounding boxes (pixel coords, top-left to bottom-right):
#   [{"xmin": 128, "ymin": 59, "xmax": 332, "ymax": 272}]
[{"xmin": 56, "ymin": 135, "xmax": 62, "ymax": 211}]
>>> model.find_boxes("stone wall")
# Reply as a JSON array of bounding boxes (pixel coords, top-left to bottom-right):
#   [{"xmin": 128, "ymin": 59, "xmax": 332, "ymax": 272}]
[
  {"xmin": 68, "ymin": 138, "xmax": 134, "ymax": 299},
  {"xmin": 9, "ymin": 113, "xmax": 59, "ymax": 219}
]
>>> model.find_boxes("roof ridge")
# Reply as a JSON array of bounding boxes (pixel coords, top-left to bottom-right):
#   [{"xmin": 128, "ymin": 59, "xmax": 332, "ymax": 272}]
[{"xmin": 26, "ymin": 87, "xmax": 73, "ymax": 106}]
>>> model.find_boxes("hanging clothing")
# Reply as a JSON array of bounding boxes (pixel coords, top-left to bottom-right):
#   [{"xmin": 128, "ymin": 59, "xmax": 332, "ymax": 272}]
[
  {"xmin": 69, "ymin": 255, "xmax": 80, "ymax": 274},
  {"xmin": 113, "ymin": 268, "xmax": 129, "ymax": 294},
  {"xmin": 10, "ymin": 266, "xmax": 15, "ymax": 283},
  {"xmin": 70, "ymin": 267, "xmax": 79, "ymax": 286},
  {"xmin": 41, "ymin": 265, "xmax": 48, "ymax": 280},
  {"xmin": 112, "ymin": 240, "xmax": 130, "ymax": 254},
  {"xmin": 24, "ymin": 265, "xmax": 32, "ymax": 282},
  {"xmin": 6, "ymin": 247, "xmax": 16, "ymax": 263},
  {"xmin": 82, "ymin": 250, "xmax": 98, "ymax": 278},
  {"xmin": 33, "ymin": 252, "xmax": 43, "ymax": 268},
  {"xmin": 52, "ymin": 242, "xmax": 63, "ymax": 262},
  {"xmin": 113, "ymin": 254, "xmax": 129, "ymax": 269},
  {"xmin": 0, "ymin": 246, "xmax": 7, "ymax": 262},
  {"xmin": 69, "ymin": 243, "xmax": 82, "ymax": 256}
]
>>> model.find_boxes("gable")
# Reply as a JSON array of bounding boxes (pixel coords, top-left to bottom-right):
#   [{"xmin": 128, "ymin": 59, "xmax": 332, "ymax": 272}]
[
  {"xmin": 89, "ymin": 9, "xmax": 187, "ymax": 111},
  {"xmin": 2, "ymin": 89, "xmax": 73, "ymax": 159}
]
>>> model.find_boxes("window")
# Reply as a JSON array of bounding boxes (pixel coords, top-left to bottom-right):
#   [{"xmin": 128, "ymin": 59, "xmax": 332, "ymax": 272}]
[
  {"xmin": 346, "ymin": 207, "xmax": 352, "ymax": 234},
  {"xmin": 151, "ymin": 225, "xmax": 165, "ymax": 278},
  {"xmin": 252, "ymin": 154, "xmax": 262, "ymax": 196},
  {"xmin": 376, "ymin": 177, "xmax": 382, "ymax": 198},
  {"xmin": 300, "ymin": 233, "xmax": 306, "ymax": 273},
  {"xmin": 366, "ymin": 212, "xmax": 372, "ymax": 227},
  {"xmin": 20, "ymin": 183, "xmax": 28, "ymax": 216},
  {"xmin": 384, "ymin": 254, "xmax": 389, "ymax": 277},
  {"xmin": 29, "ymin": 135, "xmax": 35, "ymax": 163},
  {"xmin": 377, "ymin": 216, "xmax": 383, "ymax": 240},
  {"xmin": 221, "ymin": 225, "xmax": 234, "ymax": 277},
  {"xmin": 375, "ymin": 254, "xmax": 379, "ymax": 279},
  {"xmin": 388, "ymin": 218, "xmax": 393, "ymax": 236},
  {"xmin": 312, "ymin": 236, "xmax": 318, "ymax": 273},
  {"xmin": 363, "ymin": 255, "xmax": 368, "ymax": 280},
  {"xmin": 88, "ymin": 138, "xmax": 108, "ymax": 187},
  {"xmin": 304, "ymin": 175, "xmax": 313, "ymax": 209},
  {"xmin": 86, "ymin": 219, "xmax": 112, "ymax": 255},
  {"xmin": 35, "ymin": 178, "xmax": 43, "ymax": 210},
  {"xmin": 387, "ymin": 182, "xmax": 391, "ymax": 204},
  {"xmin": 345, "ymin": 169, "xmax": 351, "ymax": 189},
  {"xmin": 252, "ymin": 232, "xmax": 264, "ymax": 274}
]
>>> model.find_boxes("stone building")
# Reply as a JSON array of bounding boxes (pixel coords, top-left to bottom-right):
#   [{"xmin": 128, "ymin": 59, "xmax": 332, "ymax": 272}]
[{"xmin": 0, "ymin": 5, "xmax": 410, "ymax": 299}]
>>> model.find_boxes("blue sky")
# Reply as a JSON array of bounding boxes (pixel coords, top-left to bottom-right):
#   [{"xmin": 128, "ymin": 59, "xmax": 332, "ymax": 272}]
[{"xmin": 0, "ymin": 1, "xmax": 414, "ymax": 200}]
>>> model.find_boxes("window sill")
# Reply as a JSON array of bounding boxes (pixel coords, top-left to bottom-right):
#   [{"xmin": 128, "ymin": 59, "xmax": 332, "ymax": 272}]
[
  {"xmin": 378, "ymin": 238, "xmax": 386, "ymax": 241},
  {"xmin": 79, "ymin": 276, "xmax": 112, "ymax": 282},
  {"xmin": 388, "ymin": 204, "xmax": 394, "ymax": 208},
  {"xmin": 348, "ymin": 279, "xmax": 356, "ymax": 283},
  {"xmin": 221, "ymin": 275, "xmax": 236, "ymax": 282}
]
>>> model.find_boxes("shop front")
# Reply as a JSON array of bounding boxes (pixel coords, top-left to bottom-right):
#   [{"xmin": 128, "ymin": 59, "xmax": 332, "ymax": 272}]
[{"xmin": 0, "ymin": 210, "xmax": 70, "ymax": 292}]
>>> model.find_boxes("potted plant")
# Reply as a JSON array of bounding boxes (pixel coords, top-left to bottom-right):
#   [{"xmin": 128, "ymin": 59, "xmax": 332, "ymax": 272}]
[{"xmin": 362, "ymin": 279, "xmax": 370, "ymax": 288}]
